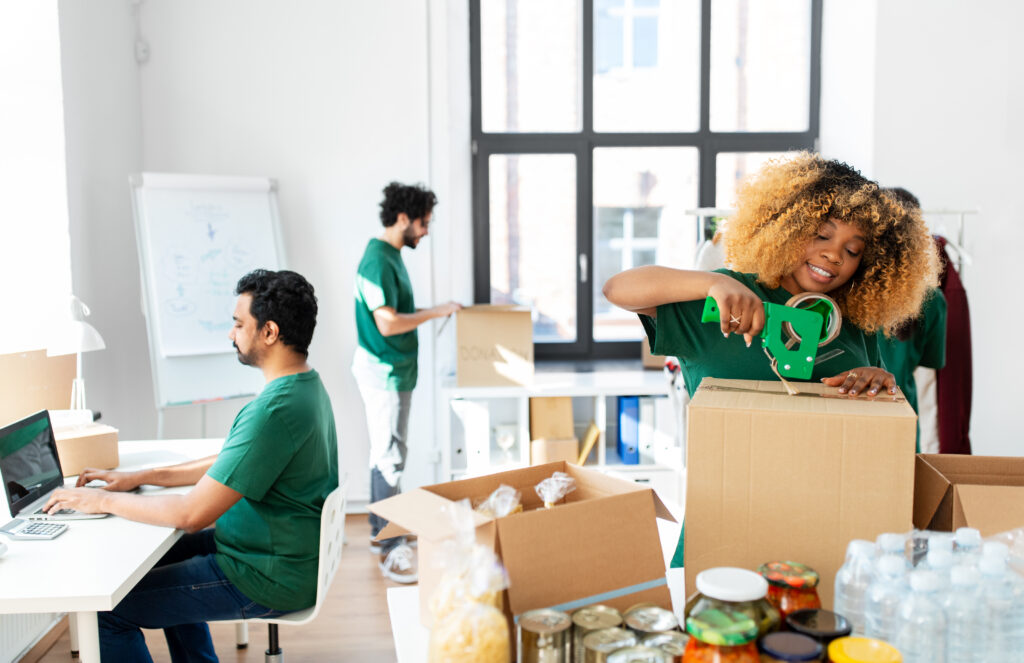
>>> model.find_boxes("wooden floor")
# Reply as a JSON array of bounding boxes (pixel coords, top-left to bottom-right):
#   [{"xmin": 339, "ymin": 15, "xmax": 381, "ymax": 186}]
[{"xmin": 35, "ymin": 514, "xmax": 402, "ymax": 663}]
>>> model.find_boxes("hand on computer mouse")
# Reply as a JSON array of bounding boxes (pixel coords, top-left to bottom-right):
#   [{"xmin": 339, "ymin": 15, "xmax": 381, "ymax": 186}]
[{"xmin": 75, "ymin": 469, "xmax": 143, "ymax": 492}]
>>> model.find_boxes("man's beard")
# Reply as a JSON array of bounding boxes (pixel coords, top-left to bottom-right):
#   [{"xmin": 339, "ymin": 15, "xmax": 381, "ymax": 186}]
[
  {"xmin": 233, "ymin": 343, "xmax": 257, "ymax": 366},
  {"xmin": 402, "ymin": 226, "xmax": 420, "ymax": 249}
]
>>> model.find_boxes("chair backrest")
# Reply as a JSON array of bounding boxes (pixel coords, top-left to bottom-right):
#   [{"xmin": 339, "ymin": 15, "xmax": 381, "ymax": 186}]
[{"xmin": 307, "ymin": 480, "xmax": 347, "ymax": 620}]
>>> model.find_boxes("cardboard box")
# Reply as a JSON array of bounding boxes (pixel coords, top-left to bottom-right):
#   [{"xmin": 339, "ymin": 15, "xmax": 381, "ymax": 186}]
[
  {"xmin": 370, "ymin": 462, "xmax": 675, "ymax": 627},
  {"xmin": 0, "ymin": 350, "xmax": 75, "ymax": 427},
  {"xmin": 54, "ymin": 424, "xmax": 119, "ymax": 477},
  {"xmin": 529, "ymin": 396, "xmax": 574, "ymax": 440},
  {"xmin": 530, "ymin": 438, "xmax": 578, "ymax": 465},
  {"xmin": 456, "ymin": 305, "xmax": 533, "ymax": 387},
  {"xmin": 686, "ymin": 378, "xmax": 917, "ymax": 608},
  {"xmin": 914, "ymin": 454, "xmax": 1024, "ymax": 537}
]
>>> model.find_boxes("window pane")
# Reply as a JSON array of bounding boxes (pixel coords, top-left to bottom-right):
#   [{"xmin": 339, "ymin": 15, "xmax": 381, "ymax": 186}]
[
  {"xmin": 709, "ymin": 0, "xmax": 811, "ymax": 132},
  {"xmin": 481, "ymin": 0, "xmax": 581, "ymax": 133},
  {"xmin": 715, "ymin": 151, "xmax": 800, "ymax": 208},
  {"xmin": 593, "ymin": 147, "xmax": 699, "ymax": 342},
  {"xmin": 593, "ymin": 0, "xmax": 700, "ymax": 133},
  {"xmin": 489, "ymin": 155, "xmax": 577, "ymax": 342}
]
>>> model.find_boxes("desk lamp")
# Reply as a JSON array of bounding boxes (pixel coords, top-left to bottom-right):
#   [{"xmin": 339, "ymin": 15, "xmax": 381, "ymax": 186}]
[{"xmin": 46, "ymin": 295, "xmax": 105, "ymax": 410}]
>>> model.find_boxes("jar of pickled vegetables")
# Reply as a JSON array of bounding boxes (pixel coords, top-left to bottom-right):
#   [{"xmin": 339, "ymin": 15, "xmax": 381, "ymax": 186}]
[
  {"xmin": 757, "ymin": 561, "xmax": 822, "ymax": 621},
  {"xmin": 682, "ymin": 607, "xmax": 759, "ymax": 663},
  {"xmin": 785, "ymin": 609, "xmax": 851, "ymax": 656},
  {"xmin": 826, "ymin": 637, "xmax": 902, "ymax": 663},
  {"xmin": 686, "ymin": 567, "xmax": 780, "ymax": 637},
  {"xmin": 758, "ymin": 631, "xmax": 823, "ymax": 662}
]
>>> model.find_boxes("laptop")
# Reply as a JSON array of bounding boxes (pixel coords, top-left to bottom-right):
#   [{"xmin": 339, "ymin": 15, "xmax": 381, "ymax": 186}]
[{"xmin": 0, "ymin": 410, "xmax": 107, "ymax": 538}]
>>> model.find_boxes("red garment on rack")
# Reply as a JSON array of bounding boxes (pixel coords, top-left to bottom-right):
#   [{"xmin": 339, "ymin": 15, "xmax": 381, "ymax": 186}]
[{"xmin": 934, "ymin": 236, "xmax": 972, "ymax": 454}]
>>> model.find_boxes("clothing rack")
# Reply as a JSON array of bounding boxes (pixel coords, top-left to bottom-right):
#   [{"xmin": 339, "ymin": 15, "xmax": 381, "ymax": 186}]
[{"xmin": 920, "ymin": 209, "xmax": 979, "ymax": 274}]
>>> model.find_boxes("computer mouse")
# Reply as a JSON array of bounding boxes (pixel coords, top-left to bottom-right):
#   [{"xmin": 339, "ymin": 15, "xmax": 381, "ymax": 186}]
[{"xmin": 84, "ymin": 479, "xmax": 108, "ymax": 488}]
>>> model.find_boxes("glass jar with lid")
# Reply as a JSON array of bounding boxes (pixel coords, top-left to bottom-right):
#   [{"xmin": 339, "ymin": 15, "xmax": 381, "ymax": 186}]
[
  {"xmin": 682, "ymin": 607, "xmax": 759, "ymax": 662},
  {"xmin": 685, "ymin": 567, "xmax": 780, "ymax": 637},
  {"xmin": 785, "ymin": 609, "xmax": 852, "ymax": 655},
  {"xmin": 758, "ymin": 631, "xmax": 824, "ymax": 663},
  {"xmin": 758, "ymin": 561, "xmax": 822, "ymax": 621}
]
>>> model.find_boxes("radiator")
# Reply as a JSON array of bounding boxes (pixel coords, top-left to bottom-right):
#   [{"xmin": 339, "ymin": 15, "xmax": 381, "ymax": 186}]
[{"xmin": 1, "ymin": 613, "xmax": 61, "ymax": 663}]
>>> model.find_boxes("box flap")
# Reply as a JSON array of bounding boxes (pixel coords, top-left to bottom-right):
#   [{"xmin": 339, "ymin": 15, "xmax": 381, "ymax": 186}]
[
  {"xmin": 913, "ymin": 455, "xmax": 954, "ymax": 530},
  {"xmin": 565, "ymin": 464, "xmax": 676, "ymax": 522},
  {"xmin": 495, "ymin": 490, "xmax": 667, "ymax": 616},
  {"xmin": 692, "ymin": 378, "xmax": 915, "ymax": 419},
  {"xmin": 460, "ymin": 304, "xmax": 531, "ymax": 315},
  {"xmin": 917, "ymin": 454, "xmax": 1024, "ymax": 486},
  {"xmin": 955, "ymin": 484, "xmax": 1024, "ymax": 536},
  {"xmin": 368, "ymin": 488, "xmax": 491, "ymax": 541}
]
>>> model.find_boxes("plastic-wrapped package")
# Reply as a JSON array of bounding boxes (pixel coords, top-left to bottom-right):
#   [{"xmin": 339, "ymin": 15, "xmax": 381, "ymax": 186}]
[
  {"xmin": 984, "ymin": 526, "xmax": 1024, "ymax": 578},
  {"xmin": 474, "ymin": 484, "xmax": 523, "ymax": 518},
  {"xmin": 535, "ymin": 471, "xmax": 577, "ymax": 508},
  {"xmin": 427, "ymin": 499, "xmax": 511, "ymax": 663}
]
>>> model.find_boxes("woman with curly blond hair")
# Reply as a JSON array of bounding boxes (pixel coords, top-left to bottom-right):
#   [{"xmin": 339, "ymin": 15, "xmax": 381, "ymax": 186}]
[{"xmin": 603, "ymin": 152, "xmax": 940, "ymax": 399}]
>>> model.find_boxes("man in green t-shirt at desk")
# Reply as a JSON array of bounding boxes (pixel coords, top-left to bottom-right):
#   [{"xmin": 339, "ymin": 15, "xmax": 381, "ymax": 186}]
[
  {"xmin": 353, "ymin": 182, "xmax": 460, "ymax": 583},
  {"xmin": 44, "ymin": 269, "xmax": 338, "ymax": 662}
]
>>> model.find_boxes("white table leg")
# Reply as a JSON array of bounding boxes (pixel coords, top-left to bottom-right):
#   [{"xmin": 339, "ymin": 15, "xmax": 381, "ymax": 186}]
[
  {"xmin": 75, "ymin": 611, "xmax": 101, "ymax": 662},
  {"xmin": 69, "ymin": 612, "xmax": 79, "ymax": 655}
]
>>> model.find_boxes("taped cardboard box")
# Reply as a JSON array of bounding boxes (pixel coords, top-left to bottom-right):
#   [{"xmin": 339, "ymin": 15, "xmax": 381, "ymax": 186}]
[
  {"xmin": 370, "ymin": 461, "xmax": 675, "ymax": 627},
  {"xmin": 456, "ymin": 305, "xmax": 533, "ymax": 387},
  {"xmin": 529, "ymin": 396, "xmax": 574, "ymax": 440},
  {"xmin": 685, "ymin": 378, "xmax": 917, "ymax": 609},
  {"xmin": 914, "ymin": 454, "xmax": 1024, "ymax": 537},
  {"xmin": 530, "ymin": 438, "xmax": 578, "ymax": 465},
  {"xmin": 54, "ymin": 424, "xmax": 119, "ymax": 477}
]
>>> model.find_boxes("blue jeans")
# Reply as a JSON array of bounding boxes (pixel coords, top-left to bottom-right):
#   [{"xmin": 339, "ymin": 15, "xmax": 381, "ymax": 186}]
[{"xmin": 99, "ymin": 529, "xmax": 288, "ymax": 662}]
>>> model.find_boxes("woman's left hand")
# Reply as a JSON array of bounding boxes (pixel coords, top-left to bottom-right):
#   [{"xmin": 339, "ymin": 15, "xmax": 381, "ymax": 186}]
[{"xmin": 821, "ymin": 367, "xmax": 897, "ymax": 397}]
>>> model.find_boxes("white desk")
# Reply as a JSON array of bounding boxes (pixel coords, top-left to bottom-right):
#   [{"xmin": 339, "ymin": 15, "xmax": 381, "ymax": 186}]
[{"xmin": 0, "ymin": 438, "xmax": 223, "ymax": 662}]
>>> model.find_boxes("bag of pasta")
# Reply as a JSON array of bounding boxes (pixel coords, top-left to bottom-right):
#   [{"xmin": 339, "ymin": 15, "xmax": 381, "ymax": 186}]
[
  {"xmin": 427, "ymin": 499, "xmax": 511, "ymax": 663},
  {"xmin": 474, "ymin": 484, "xmax": 523, "ymax": 518},
  {"xmin": 535, "ymin": 470, "xmax": 576, "ymax": 508}
]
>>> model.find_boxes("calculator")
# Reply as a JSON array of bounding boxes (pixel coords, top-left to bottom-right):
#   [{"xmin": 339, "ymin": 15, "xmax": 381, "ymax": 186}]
[{"xmin": 0, "ymin": 518, "xmax": 69, "ymax": 540}]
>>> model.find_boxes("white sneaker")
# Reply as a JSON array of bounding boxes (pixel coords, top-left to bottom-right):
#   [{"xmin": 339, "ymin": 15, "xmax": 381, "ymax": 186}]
[{"xmin": 379, "ymin": 543, "xmax": 418, "ymax": 584}]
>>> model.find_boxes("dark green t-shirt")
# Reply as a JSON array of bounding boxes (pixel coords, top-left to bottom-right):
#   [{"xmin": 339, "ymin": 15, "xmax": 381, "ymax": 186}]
[
  {"xmin": 641, "ymin": 270, "xmax": 882, "ymax": 398},
  {"xmin": 209, "ymin": 370, "xmax": 338, "ymax": 611},
  {"xmin": 354, "ymin": 238, "xmax": 418, "ymax": 391},
  {"xmin": 877, "ymin": 288, "xmax": 947, "ymax": 450}
]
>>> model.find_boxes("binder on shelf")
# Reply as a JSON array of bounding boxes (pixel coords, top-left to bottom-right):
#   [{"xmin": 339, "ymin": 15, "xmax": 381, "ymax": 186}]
[
  {"xmin": 638, "ymin": 396, "xmax": 656, "ymax": 464},
  {"xmin": 652, "ymin": 395, "xmax": 679, "ymax": 467},
  {"xmin": 617, "ymin": 396, "xmax": 640, "ymax": 465}
]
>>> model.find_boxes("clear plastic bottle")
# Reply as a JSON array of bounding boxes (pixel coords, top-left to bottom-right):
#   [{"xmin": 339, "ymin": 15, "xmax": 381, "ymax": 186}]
[
  {"xmin": 875, "ymin": 533, "xmax": 910, "ymax": 569},
  {"xmin": 863, "ymin": 555, "xmax": 908, "ymax": 645},
  {"xmin": 944, "ymin": 565, "xmax": 984, "ymax": 663},
  {"xmin": 920, "ymin": 548, "xmax": 954, "ymax": 593},
  {"xmin": 979, "ymin": 553, "xmax": 1024, "ymax": 658},
  {"xmin": 894, "ymin": 570, "xmax": 947, "ymax": 663},
  {"xmin": 953, "ymin": 527, "xmax": 982, "ymax": 567},
  {"xmin": 834, "ymin": 539, "xmax": 875, "ymax": 636}
]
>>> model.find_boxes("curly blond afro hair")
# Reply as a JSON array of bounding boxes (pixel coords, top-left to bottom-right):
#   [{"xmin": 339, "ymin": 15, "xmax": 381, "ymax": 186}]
[{"xmin": 724, "ymin": 152, "xmax": 940, "ymax": 336}]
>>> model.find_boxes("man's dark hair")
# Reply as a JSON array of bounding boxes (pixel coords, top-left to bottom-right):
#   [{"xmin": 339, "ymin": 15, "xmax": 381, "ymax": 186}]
[
  {"xmin": 235, "ymin": 269, "xmax": 318, "ymax": 356},
  {"xmin": 379, "ymin": 182, "xmax": 437, "ymax": 227}
]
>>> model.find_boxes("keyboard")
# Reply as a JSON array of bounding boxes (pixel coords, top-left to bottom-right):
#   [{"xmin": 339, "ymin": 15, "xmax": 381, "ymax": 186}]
[{"xmin": 0, "ymin": 518, "xmax": 69, "ymax": 540}]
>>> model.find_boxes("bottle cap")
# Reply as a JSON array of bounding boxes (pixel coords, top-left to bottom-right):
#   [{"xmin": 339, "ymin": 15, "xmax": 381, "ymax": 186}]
[
  {"xmin": 876, "ymin": 555, "xmax": 906, "ymax": 577},
  {"xmin": 685, "ymin": 607, "xmax": 758, "ymax": 646},
  {"xmin": 951, "ymin": 565, "xmax": 981, "ymax": 587},
  {"xmin": 758, "ymin": 561, "xmax": 820, "ymax": 589},
  {"xmin": 982, "ymin": 541, "xmax": 1009, "ymax": 560},
  {"xmin": 928, "ymin": 534, "xmax": 954, "ymax": 553},
  {"xmin": 786, "ymin": 609, "xmax": 852, "ymax": 639},
  {"xmin": 955, "ymin": 527, "xmax": 982, "ymax": 547},
  {"xmin": 696, "ymin": 567, "xmax": 768, "ymax": 602},
  {"xmin": 875, "ymin": 533, "xmax": 905, "ymax": 555},
  {"xmin": 926, "ymin": 548, "xmax": 954, "ymax": 569},
  {"xmin": 979, "ymin": 555, "xmax": 1007, "ymax": 576},
  {"xmin": 847, "ymin": 539, "xmax": 875, "ymax": 559},
  {"xmin": 909, "ymin": 569, "xmax": 940, "ymax": 592}
]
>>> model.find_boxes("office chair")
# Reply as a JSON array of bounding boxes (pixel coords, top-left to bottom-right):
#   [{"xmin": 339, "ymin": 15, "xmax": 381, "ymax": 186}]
[{"xmin": 228, "ymin": 480, "xmax": 347, "ymax": 662}]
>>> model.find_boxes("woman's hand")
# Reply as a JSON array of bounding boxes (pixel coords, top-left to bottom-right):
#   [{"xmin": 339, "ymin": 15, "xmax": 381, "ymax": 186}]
[
  {"xmin": 821, "ymin": 367, "xmax": 897, "ymax": 397},
  {"xmin": 44, "ymin": 487, "xmax": 108, "ymax": 514},
  {"xmin": 707, "ymin": 274, "xmax": 766, "ymax": 347},
  {"xmin": 75, "ymin": 468, "xmax": 143, "ymax": 492}
]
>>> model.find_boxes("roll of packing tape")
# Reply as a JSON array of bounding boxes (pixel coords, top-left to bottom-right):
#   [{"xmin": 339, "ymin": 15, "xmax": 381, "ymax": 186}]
[{"xmin": 783, "ymin": 292, "xmax": 842, "ymax": 347}]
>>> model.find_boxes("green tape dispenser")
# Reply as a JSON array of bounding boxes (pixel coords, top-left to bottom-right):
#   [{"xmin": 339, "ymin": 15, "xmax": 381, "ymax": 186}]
[{"xmin": 701, "ymin": 295, "xmax": 837, "ymax": 380}]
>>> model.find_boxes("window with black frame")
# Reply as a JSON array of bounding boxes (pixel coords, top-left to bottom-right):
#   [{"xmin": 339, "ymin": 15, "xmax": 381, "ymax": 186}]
[{"xmin": 471, "ymin": 0, "xmax": 822, "ymax": 360}]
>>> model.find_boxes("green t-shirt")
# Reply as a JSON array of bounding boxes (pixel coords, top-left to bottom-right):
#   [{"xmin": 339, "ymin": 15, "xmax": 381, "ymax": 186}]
[
  {"xmin": 209, "ymin": 370, "xmax": 338, "ymax": 611},
  {"xmin": 354, "ymin": 238, "xmax": 418, "ymax": 391},
  {"xmin": 877, "ymin": 288, "xmax": 947, "ymax": 450},
  {"xmin": 641, "ymin": 270, "xmax": 883, "ymax": 398}
]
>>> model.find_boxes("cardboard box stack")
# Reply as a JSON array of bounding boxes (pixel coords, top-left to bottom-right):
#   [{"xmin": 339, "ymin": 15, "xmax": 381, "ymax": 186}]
[
  {"xmin": 529, "ymin": 397, "xmax": 577, "ymax": 465},
  {"xmin": 455, "ymin": 305, "xmax": 533, "ymax": 387},
  {"xmin": 369, "ymin": 461, "xmax": 675, "ymax": 627},
  {"xmin": 685, "ymin": 378, "xmax": 917, "ymax": 608},
  {"xmin": 54, "ymin": 424, "xmax": 119, "ymax": 477}
]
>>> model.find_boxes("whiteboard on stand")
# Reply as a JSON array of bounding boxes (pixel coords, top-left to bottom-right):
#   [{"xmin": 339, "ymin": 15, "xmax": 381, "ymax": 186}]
[{"xmin": 130, "ymin": 173, "xmax": 286, "ymax": 408}]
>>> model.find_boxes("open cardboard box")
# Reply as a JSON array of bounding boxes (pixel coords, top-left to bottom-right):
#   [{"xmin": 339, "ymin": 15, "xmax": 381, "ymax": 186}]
[
  {"xmin": 685, "ymin": 378, "xmax": 917, "ymax": 608},
  {"xmin": 914, "ymin": 454, "xmax": 1024, "ymax": 536},
  {"xmin": 370, "ymin": 461, "xmax": 675, "ymax": 627}
]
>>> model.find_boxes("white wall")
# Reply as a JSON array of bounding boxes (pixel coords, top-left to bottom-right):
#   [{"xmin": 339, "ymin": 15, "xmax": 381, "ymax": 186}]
[
  {"xmin": 59, "ymin": 0, "xmax": 468, "ymax": 509},
  {"xmin": 822, "ymin": 0, "xmax": 1024, "ymax": 456}
]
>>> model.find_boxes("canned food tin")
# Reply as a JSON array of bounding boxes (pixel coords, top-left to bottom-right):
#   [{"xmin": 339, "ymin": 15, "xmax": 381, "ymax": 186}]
[
  {"xmin": 623, "ymin": 606, "xmax": 678, "ymax": 637},
  {"xmin": 572, "ymin": 606, "xmax": 623, "ymax": 663},
  {"xmin": 640, "ymin": 632, "xmax": 689, "ymax": 662},
  {"xmin": 606, "ymin": 645, "xmax": 669, "ymax": 663},
  {"xmin": 581, "ymin": 626, "xmax": 638, "ymax": 663},
  {"xmin": 519, "ymin": 608, "xmax": 572, "ymax": 663}
]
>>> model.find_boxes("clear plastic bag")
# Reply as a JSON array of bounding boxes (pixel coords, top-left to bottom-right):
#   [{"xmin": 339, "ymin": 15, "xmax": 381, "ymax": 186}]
[
  {"xmin": 427, "ymin": 499, "xmax": 511, "ymax": 663},
  {"xmin": 474, "ymin": 484, "xmax": 523, "ymax": 518},
  {"xmin": 535, "ymin": 471, "xmax": 576, "ymax": 508}
]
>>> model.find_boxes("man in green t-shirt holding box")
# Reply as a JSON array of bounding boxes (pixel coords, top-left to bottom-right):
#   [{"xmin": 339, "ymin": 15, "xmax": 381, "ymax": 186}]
[
  {"xmin": 353, "ymin": 182, "xmax": 460, "ymax": 583},
  {"xmin": 45, "ymin": 269, "xmax": 338, "ymax": 661}
]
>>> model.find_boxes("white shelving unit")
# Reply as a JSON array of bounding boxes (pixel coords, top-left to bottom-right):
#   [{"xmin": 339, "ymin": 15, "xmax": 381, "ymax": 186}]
[{"xmin": 439, "ymin": 367, "xmax": 685, "ymax": 503}]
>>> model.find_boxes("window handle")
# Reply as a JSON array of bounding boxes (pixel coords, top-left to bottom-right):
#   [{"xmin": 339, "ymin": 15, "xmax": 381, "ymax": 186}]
[{"xmin": 579, "ymin": 254, "xmax": 588, "ymax": 283}]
